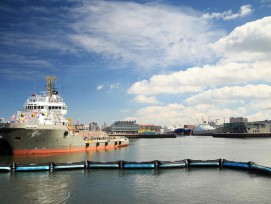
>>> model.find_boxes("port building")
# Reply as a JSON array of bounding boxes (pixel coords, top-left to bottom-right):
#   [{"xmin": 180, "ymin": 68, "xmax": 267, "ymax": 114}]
[
  {"xmin": 109, "ymin": 121, "xmax": 139, "ymax": 134},
  {"xmin": 229, "ymin": 117, "xmax": 248, "ymax": 123},
  {"xmin": 138, "ymin": 124, "xmax": 162, "ymax": 134},
  {"xmin": 224, "ymin": 120, "xmax": 271, "ymax": 133}
]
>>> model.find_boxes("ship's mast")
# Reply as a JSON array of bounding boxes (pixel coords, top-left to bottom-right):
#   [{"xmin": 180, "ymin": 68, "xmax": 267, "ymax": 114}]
[{"xmin": 46, "ymin": 75, "xmax": 57, "ymax": 95}]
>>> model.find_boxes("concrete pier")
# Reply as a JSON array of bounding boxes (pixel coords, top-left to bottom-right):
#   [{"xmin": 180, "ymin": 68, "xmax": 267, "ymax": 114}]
[
  {"xmin": 213, "ymin": 133, "xmax": 271, "ymax": 138},
  {"xmin": 108, "ymin": 133, "xmax": 176, "ymax": 138}
]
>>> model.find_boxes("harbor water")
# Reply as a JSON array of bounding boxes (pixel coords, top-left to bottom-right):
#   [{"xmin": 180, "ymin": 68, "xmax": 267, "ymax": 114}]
[{"xmin": 0, "ymin": 136, "xmax": 271, "ymax": 203}]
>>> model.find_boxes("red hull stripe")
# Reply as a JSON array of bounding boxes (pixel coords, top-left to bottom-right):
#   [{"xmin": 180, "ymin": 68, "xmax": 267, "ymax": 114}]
[{"xmin": 13, "ymin": 144, "xmax": 128, "ymax": 155}]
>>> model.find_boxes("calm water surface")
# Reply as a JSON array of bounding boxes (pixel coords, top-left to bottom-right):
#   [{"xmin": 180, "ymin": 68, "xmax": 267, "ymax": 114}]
[{"xmin": 0, "ymin": 136, "xmax": 271, "ymax": 203}]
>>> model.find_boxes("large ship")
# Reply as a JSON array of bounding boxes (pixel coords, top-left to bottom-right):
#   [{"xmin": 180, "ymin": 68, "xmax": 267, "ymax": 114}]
[
  {"xmin": 192, "ymin": 121, "xmax": 223, "ymax": 136},
  {"xmin": 0, "ymin": 76, "xmax": 128, "ymax": 155}
]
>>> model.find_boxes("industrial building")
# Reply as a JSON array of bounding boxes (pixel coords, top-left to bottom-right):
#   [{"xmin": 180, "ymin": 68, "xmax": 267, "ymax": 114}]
[
  {"xmin": 223, "ymin": 120, "xmax": 271, "ymax": 133},
  {"xmin": 139, "ymin": 124, "xmax": 161, "ymax": 134},
  {"xmin": 229, "ymin": 117, "xmax": 248, "ymax": 123}
]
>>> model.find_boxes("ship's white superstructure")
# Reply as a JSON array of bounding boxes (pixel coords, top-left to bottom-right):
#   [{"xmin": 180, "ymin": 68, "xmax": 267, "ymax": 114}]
[{"xmin": 10, "ymin": 76, "xmax": 68, "ymax": 126}]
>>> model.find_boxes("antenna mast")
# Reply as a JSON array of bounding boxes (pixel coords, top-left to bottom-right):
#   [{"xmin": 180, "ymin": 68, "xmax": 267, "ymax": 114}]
[{"xmin": 46, "ymin": 75, "xmax": 57, "ymax": 95}]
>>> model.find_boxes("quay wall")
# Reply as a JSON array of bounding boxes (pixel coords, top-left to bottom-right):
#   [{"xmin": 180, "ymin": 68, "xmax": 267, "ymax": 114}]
[
  {"xmin": 213, "ymin": 133, "xmax": 271, "ymax": 138},
  {"xmin": 108, "ymin": 133, "xmax": 176, "ymax": 139}
]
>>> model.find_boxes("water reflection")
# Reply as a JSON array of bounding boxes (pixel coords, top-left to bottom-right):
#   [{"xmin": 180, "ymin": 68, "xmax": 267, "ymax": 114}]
[{"xmin": 5, "ymin": 172, "xmax": 75, "ymax": 203}]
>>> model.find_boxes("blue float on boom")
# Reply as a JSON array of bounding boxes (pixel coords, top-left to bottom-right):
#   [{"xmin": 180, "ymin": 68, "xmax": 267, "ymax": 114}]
[{"xmin": 0, "ymin": 159, "xmax": 270, "ymax": 176}]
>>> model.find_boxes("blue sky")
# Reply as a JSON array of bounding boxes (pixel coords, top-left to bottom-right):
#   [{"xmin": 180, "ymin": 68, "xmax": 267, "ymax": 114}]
[{"xmin": 0, "ymin": 0, "xmax": 271, "ymax": 126}]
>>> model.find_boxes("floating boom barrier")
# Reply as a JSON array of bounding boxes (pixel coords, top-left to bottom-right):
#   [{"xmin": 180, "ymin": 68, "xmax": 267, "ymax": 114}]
[{"xmin": 0, "ymin": 159, "xmax": 271, "ymax": 175}]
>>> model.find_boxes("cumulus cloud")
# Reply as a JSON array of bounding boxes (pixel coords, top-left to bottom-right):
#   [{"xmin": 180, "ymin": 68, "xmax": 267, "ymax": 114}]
[
  {"xmin": 128, "ymin": 61, "xmax": 271, "ymax": 96},
  {"xmin": 128, "ymin": 17, "xmax": 271, "ymax": 96},
  {"xmin": 70, "ymin": 1, "xmax": 223, "ymax": 69},
  {"xmin": 97, "ymin": 85, "xmax": 104, "ymax": 90},
  {"xmin": 213, "ymin": 16, "xmax": 271, "ymax": 61},
  {"xmin": 134, "ymin": 95, "xmax": 159, "ymax": 104},
  {"xmin": 125, "ymin": 103, "xmax": 246, "ymax": 126},
  {"xmin": 185, "ymin": 84, "xmax": 271, "ymax": 105},
  {"xmin": 202, "ymin": 5, "xmax": 252, "ymax": 20},
  {"xmin": 127, "ymin": 16, "xmax": 271, "ymax": 125}
]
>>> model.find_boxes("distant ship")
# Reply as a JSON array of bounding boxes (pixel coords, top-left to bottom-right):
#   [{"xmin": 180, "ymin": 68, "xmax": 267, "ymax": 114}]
[
  {"xmin": 0, "ymin": 76, "xmax": 128, "ymax": 155},
  {"xmin": 192, "ymin": 121, "xmax": 223, "ymax": 136},
  {"xmin": 174, "ymin": 128, "xmax": 192, "ymax": 136}
]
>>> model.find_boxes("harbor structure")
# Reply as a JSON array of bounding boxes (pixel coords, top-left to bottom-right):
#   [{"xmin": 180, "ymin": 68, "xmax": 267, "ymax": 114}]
[
  {"xmin": 223, "ymin": 120, "xmax": 271, "ymax": 134},
  {"xmin": 109, "ymin": 120, "xmax": 139, "ymax": 134},
  {"xmin": 89, "ymin": 122, "xmax": 101, "ymax": 131},
  {"xmin": 229, "ymin": 117, "xmax": 248, "ymax": 123},
  {"xmin": 213, "ymin": 117, "xmax": 271, "ymax": 138},
  {"xmin": 138, "ymin": 124, "xmax": 162, "ymax": 134},
  {"xmin": 106, "ymin": 121, "xmax": 175, "ymax": 138}
]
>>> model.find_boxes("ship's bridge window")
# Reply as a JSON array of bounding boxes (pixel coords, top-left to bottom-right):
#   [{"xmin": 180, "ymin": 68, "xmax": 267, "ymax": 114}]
[
  {"xmin": 34, "ymin": 106, "xmax": 37, "ymax": 109},
  {"xmin": 41, "ymin": 106, "xmax": 44, "ymax": 109},
  {"xmin": 49, "ymin": 106, "xmax": 51, "ymax": 110}
]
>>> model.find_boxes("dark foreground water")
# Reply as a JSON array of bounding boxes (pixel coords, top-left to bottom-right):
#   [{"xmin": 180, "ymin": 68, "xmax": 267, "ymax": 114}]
[{"xmin": 1, "ymin": 136, "xmax": 271, "ymax": 204}]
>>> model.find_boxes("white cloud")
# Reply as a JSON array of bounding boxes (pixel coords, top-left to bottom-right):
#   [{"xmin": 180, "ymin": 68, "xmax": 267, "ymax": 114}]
[
  {"xmin": 70, "ymin": 1, "xmax": 223, "ymax": 69},
  {"xmin": 120, "ymin": 109, "xmax": 130, "ymax": 113},
  {"xmin": 128, "ymin": 61, "xmax": 271, "ymax": 96},
  {"xmin": 213, "ymin": 16, "xmax": 271, "ymax": 61},
  {"xmin": 128, "ymin": 17, "xmax": 271, "ymax": 96},
  {"xmin": 185, "ymin": 84, "xmax": 271, "ymax": 105},
  {"xmin": 127, "ymin": 16, "xmax": 271, "ymax": 125},
  {"xmin": 110, "ymin": 83, "xmax": 120, "ymax": 89},
  {"xmin": 125, "ymin": 103, "xmax": 246, "ymax": 126},
  {"xmin": 202, "ymin": 5, "xmax": 252, "ymax": 21},
  {"xmin": 97, "ymin": 85, "xmax": 104, "ymax": 90},
  {"xmin": 134, "ymin": 95, "xmax": 159, "ymax": 104}
]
